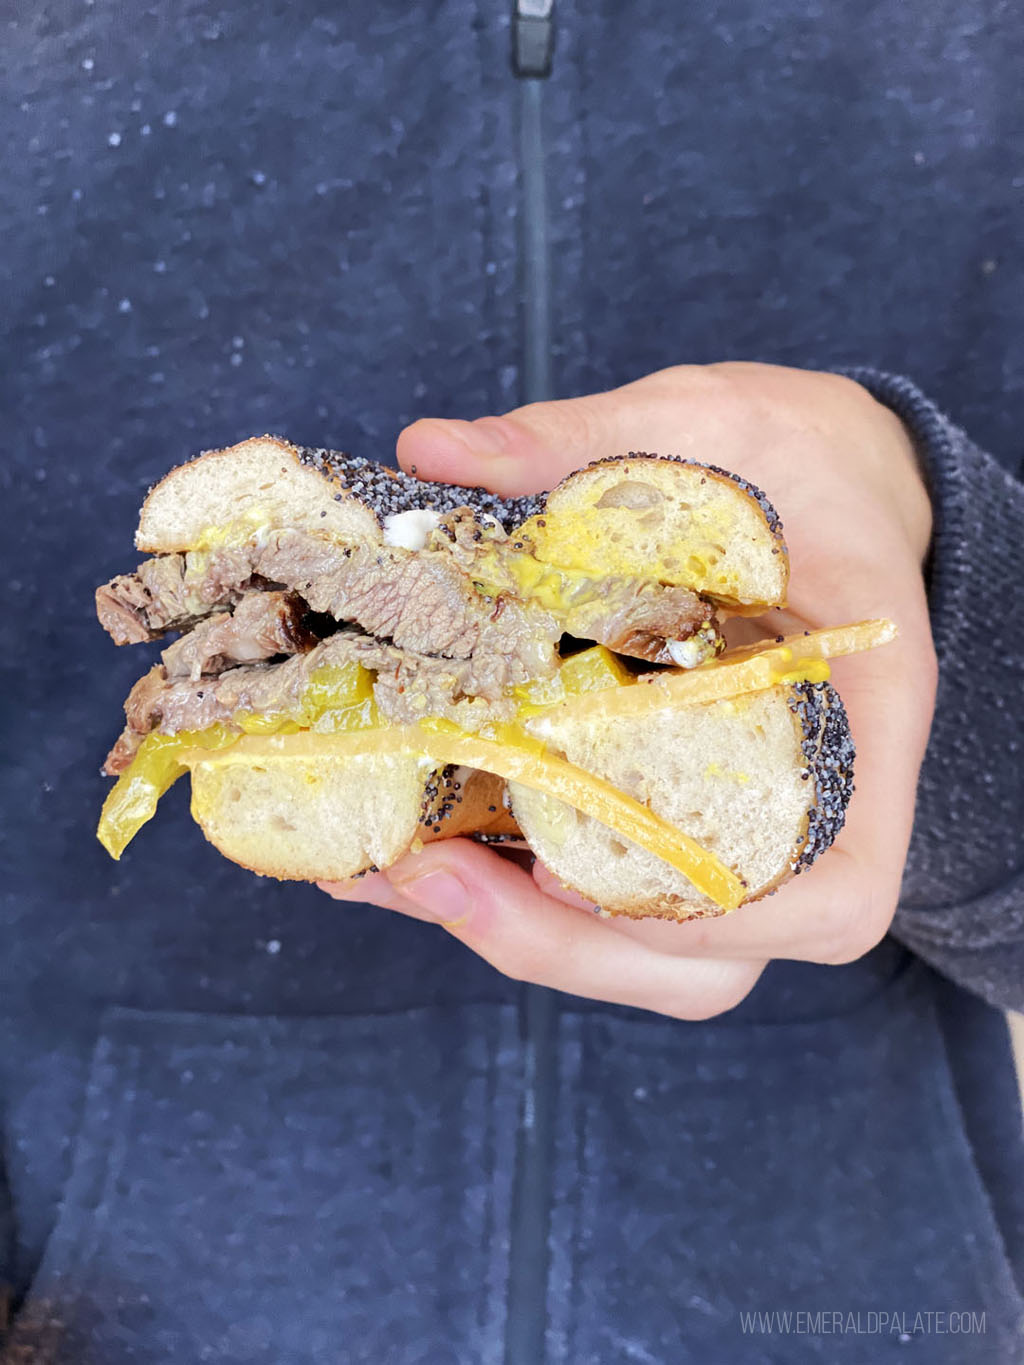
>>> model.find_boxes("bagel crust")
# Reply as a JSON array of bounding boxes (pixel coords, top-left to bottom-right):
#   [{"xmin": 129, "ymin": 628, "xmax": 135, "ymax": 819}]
[{"xmin": 295, "ymin": 445, "xmax": 544, "ymax": 530}]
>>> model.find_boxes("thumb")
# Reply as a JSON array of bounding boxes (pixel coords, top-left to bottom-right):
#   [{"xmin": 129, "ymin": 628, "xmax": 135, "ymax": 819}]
[{"xmin": 396, "ymin": 378, "xmax": 682, "ymax": 496}]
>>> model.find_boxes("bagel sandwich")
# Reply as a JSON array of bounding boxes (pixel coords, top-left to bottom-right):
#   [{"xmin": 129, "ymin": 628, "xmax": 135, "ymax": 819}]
[{"xmin": 95, "ymin": 436, "xmax": 895, "ymax": 919}]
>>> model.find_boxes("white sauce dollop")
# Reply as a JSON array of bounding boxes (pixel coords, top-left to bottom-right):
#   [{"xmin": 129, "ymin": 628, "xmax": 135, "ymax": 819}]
[
  {"xmin": 382, "ymin": 508, "xmax": 443, "ymax": 551},
  {"xmin": 666, "ymin": 638, "xmax": 707, "ymax": 669}
]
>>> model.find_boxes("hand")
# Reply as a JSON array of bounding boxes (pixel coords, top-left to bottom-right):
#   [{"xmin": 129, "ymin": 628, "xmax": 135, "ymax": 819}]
[{"xmin": 321, "ymin": 363, "xmax": 937, "ymax": 1020}]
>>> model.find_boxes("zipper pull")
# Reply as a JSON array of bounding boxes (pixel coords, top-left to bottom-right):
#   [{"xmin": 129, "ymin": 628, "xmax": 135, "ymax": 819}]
[{"xmin": 512, "ymin": 0, "xmax": 555, "ymax": 78}]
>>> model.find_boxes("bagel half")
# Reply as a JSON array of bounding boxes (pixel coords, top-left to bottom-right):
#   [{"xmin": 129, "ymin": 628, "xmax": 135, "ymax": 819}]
[
  {"xmin": 530, "ymin": 453, "xmax": 788, "ymax": 610},
  {"xmin": 512, "ymin": 680, "xmax": 852, "ymax": 919},
  {"xmin": 136, "ymin": 435, "xmax": 544, "ymax": 553},
  {"xmin": 190, "ymin": 750, "xmax": 437, "ymax": 882}
]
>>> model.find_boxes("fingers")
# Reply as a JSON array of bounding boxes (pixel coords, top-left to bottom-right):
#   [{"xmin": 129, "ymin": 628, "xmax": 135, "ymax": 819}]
[
  {"xmin": 395, "ymin": 365, "xmax": 734, "ymax": 495},
  {"xmin": 317, "ymin": 872, "xmax": 442, "ymax": 925},
  {"xmin": 533, "ymin": 846, "xmax": 890, "ymax": 967},
  {"xmin": 396, "ymin": 416, "xmax": 549, "ymax": 496},
  {"xmin": 600, "ymin": 856, "xmax": 892, "ymax": 966},
  {"xmin": 379, "ymin": 839, "xmax": 766, "ymax": 1019}
]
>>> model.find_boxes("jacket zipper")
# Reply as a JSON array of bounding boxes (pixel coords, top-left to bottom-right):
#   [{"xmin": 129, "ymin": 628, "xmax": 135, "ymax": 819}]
[{"xmin": 504, "ymin": 8, "xmax": 558, "ymax": 1362}]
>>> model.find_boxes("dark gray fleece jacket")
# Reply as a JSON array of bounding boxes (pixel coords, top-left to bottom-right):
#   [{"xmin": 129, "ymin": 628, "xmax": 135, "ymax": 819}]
[
  {"xmin": 0, "ymin": 1, "xmax": 1022, "ymax": 1362},
  {"xmin": 851, "ymin": 369, "xmax": 1024, "ymax": 1010}
]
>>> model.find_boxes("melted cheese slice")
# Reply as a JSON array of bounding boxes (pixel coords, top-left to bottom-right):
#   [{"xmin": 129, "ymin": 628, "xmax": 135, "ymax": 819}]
[
  {"xmin": 530, "ymin": 620, "xmax": 896, "ymax": 725},
  {"xmin": 179, "ymin": 722, "xmax": 747, "ymax": 911}
]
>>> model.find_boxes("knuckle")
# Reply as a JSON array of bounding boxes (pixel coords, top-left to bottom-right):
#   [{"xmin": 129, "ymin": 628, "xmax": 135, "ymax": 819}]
[
  {"xmin": 633, "ymin": 363, "xmax": 742, "ymax": 415},
  {"xmin": 688, "ymin": 361, "xmax": 749, "ymax": 401},
  {"xmin": 512, "ymin": 397, "xmax": 598, "ymax": 455},
  {"xmin": 703, "ymin": 362, "xmax": 788, "ymax": 432},
  {"xmin": 646, "ymin": 361, "xmax": 707, "ymax": 391},
  {"xmin": 708, "ymin": 361, "xmax": 864, "ymax": 434}
]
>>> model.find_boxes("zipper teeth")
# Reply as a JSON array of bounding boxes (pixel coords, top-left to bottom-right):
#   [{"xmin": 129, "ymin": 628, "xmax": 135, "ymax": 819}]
[
  {"xmin": 503, "ymin": 76, "xmax": 556, "ymax": 1365},
  {"xmin": 505, "ymin": 988, "xmax": 557, "ymax": 1365},
  {"xmin": 519, "ymin": 79, "xmax": 553, "ymax": 404}
]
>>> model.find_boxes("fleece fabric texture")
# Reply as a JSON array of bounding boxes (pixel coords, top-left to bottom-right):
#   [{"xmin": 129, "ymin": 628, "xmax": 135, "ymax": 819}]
[
  {"xmin": 1, "ymin": 1, "xmax": 1022, "ymax": 1361},
  {"xmin": 847, "ymin": 369, "xmax": 1024, "ymax": 1008}
]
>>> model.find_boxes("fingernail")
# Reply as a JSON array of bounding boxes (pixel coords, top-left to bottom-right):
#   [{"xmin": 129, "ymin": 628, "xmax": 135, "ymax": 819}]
[{"xmin": 390, "ymin": 869, "xmax": 472, "ymax": 925}]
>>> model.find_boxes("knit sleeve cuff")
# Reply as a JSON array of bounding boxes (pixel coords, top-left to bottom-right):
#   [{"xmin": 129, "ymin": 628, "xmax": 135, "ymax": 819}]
[
  {"xmin": 835, "ymin": 369, "xmax": 1024, "ymax": 1008},
  {"xmin": 839, "ymin": 367, "xmax": 1020, "ymax": 669}
]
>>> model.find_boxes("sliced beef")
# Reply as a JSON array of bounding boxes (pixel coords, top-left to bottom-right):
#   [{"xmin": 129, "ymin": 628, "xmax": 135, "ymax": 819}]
[
  {"xmin": 98, "ymin": 519, "xmax": 721, "ymax": 678},
  {"xmin": 161, "ymin": 591, "xmax": 315, "ymax": 680},
  {"xmin": 96, "ymin": 549, "xmax": 255, "ymax": 643},
  {"xmin": 123, "ymin": 652, "xmax": 317, "ymax": 737},
  {"xmin": 438, "ymin": 509, "xmax": 723, "ymax": 661},
  {"xmin": 102, "ymin": 726, "xmax": 145, "ymax": 776},
  {"xmin": 99, "ymin": 531, "xmax": 560, "ymax": 683},
  {"xmin": 289, "ymin": 544, "xmax": 487, "ymax": 655},
  {"xmin": 335, "ymin": 637, "xmax": 518, "ymax": 728},
  {"xmin": 256, "ymin": 532, "xmax": 559, "ymax": 680},
  {"xmin": 111, "ymin": 632, "xmax": 516, "ymax": 765},
  {"xmin": 96, "ymin": 574, "xmax": 165, "ymax": 647},
  {"xmin": 566, "ymin": 580, "xmax": 721, "ymax": 663},
  {"xmin": 96, "ymin": 558, "xmax": 192, "ymax": 645}
]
